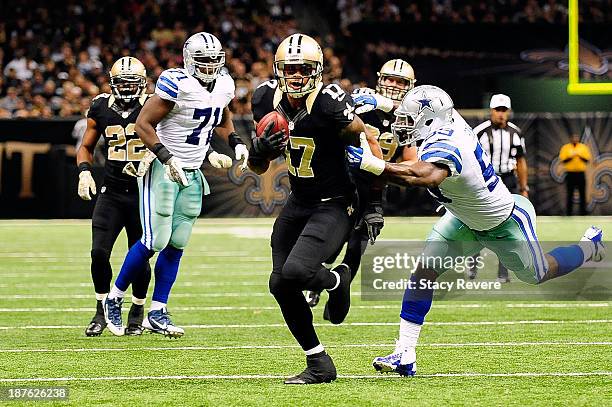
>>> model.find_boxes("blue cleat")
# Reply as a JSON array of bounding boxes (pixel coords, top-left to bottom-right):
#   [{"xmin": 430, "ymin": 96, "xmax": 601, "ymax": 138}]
[
  {"xmin": 581, "ymin": 226, "xmax": 605, "ymax": 262},
  {"xmin": 372, "ymin": 345, "xmax": 417, "ymax": 376},
  {"xmin": 103, "ymin": 296, "xmax": 124, "ymax": 336},
  {"xmin": 142, "ymin": 308, "xmax": 184, "ymax": 338}
]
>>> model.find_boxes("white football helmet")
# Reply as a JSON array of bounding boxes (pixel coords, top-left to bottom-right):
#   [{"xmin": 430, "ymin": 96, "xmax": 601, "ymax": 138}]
[
  {"xmin": 391, "ymin": 85, "xmax": 454, "ymax": 146},
  {"xmin": 183, "ymin": 32, "xmax": 225, "ymax": 82}
]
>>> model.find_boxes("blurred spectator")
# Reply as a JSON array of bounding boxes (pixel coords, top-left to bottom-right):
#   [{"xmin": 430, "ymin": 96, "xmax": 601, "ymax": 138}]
[{"xmin": 0, "ymin": 0, "xmax": 609, "ymax": 119}]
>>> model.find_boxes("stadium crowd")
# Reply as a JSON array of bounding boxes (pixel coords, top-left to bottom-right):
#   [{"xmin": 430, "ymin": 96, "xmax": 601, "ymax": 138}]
[{"xmin": 0, "ymin": 0, "xmax": 610, "ymax": 119}]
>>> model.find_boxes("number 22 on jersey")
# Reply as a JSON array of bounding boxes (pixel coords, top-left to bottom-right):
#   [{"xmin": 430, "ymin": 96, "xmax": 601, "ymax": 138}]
[{"xmin": 106, "ymin": 123, "xmax": 145, "ymax": 161}]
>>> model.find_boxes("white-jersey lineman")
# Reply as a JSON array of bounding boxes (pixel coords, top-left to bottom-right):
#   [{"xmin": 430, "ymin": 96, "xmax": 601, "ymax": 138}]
[
  {"xmin": 103, "ymin": 32, "xmax": 248, "ymax": 337},
  {"xmin": 346, "ymin": 85, "xmax": 605, "ymax": 376}
]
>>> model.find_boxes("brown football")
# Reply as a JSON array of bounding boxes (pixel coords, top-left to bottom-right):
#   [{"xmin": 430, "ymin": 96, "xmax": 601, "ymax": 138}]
[{"xmin": 255, "ymin": 111, "xmax": 290, "ymax": 141}]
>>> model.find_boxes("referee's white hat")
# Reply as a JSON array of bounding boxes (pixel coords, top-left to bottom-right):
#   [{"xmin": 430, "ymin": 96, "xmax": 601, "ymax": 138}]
[{"xmin": 490, "ymin": 94, "xmax": 511, "ymax": 109}]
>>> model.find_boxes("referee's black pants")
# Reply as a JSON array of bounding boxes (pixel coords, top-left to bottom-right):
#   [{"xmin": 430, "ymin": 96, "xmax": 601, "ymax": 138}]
[
  {"xmin": 565, "ymin": 172, "xmax": 587, "ymax": 216},
  {"xmin": 91, "ymin": 184, "xmax": 151, "ymax": 299},
  {"xmin": 269, "ymin": 194, "xmax": 353, "ymax": 351}
]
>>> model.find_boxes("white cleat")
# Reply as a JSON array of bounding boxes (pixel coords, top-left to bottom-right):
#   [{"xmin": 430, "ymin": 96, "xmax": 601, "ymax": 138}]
[
  {"xmin": 103, "ymin": 296, "xmax": 125, "ymax": 336},
  {"xmin": 581, "ymin": 226, "xmax": 605, "ymax": 262},
  {"xmin": 142, "ymin": 308, "xmax": 184, "ymax": 338}
]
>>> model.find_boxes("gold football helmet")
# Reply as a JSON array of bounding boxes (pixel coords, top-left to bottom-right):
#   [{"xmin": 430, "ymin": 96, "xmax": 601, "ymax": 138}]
[
  {"xmin": 376, "ymin": 59, "xmax": 416, "ymax": 101},
  {"xmin": 274, "ymin": 34, "xmax": 323, "ymax": 98},
  {"xmin": 109, "ymin": 57, "xmax": 147, "ymax": 102}
]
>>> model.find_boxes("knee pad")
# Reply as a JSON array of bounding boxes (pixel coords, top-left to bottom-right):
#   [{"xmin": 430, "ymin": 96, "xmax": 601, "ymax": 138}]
[
  {"xmin": 91, "ymin": 248, "xmax": 110, "ymax": 264},
  {"xmin": 268, "ymin": 273, "xmax": 285, "ymax": 296},
  {"xmin": 169, "ymin": 221, "xmax": 194, "ymax": 249},
  {"xmin": 151, "ymin": 230, "xmax": 171, "ymax": 253},
  {"xmin": 281, "ymin": 259, "xmax": 310, "ymax": 284}
]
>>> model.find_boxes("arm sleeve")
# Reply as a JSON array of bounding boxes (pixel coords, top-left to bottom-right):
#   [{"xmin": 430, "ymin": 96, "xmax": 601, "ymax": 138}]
[
  {"xmin": 420, "ymin": 141, "xmax": 463, "ymax": 177},
  {"xmin": 155, "ymin": 71, "xmax": 180, "ymax": 103},
  {"xmin": 579, "ymin": 144, "xmax": 592, "ymax": 161},
  {"xmin": 478, "ymin": 132, "xmax": 490, "ymax": 156}
]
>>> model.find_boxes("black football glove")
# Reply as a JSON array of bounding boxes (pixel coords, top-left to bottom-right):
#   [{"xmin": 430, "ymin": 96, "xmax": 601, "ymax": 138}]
[
  {"xmin": 363, "ymin": 205, "xmax": 384, "ymax": 245},
  {"xmin": 250, "ymin": 121, "xmax": 287, "ymax": 160}
]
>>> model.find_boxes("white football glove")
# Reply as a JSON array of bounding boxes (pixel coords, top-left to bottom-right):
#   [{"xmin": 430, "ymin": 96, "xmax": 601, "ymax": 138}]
[
  {"xmin": 208, "ymin": 151, "xmax": 233, "ymax": 169},
  {"xmin": 234, "ymin": 144, "xmax": 249, "ymax": 170},
  {"xmin": 135, "ymin": 150, "xmax": 157, "ymax": 177},
  {"xmin": 352, "ymin": 93, "xmax": 395, "ymax": 115},
  {"xmin": 164, "ymin": 157, "xmax": 189, "ymax": 187},
  {"xmin": 78, "ymin": 170, "xmax": 97, "ymax": 200}
]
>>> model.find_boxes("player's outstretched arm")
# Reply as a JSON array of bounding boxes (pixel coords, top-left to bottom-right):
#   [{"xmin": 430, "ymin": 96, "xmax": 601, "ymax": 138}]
[
  {"xmin": 339, "ymin": 115, "xmax": 383, "ymax": 159},
  {"xmin": 384, "ymin": 161, "xmax": 449, "ymax": 188},
  {"xmin": 76, "ymin": 118, "xmax": 100, "ymax": 200}
]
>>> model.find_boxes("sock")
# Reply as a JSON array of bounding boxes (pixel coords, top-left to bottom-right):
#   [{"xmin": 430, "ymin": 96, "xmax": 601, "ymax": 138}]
[
  {"xmin": 305, "ymin": 344, "xmax": 325, "ymax": 356},
  {"xmin": 399, "ymin": 318, "xmax": 422, "ymax": 350},
  {"xmin": 398, "ymin": 318, "xmax": 421, "ymax": 364},
  {"xmin": 548, "ymin": 245, "xmax": 585, "ymax": 277},
  {"xmin": 131, "ymin": 297, "xmax": 146, "ymax": 306},
  {"xmin": 108, "ymin": 285, "xmax": 125, "ymax": 300},
  {"xmin": 150, "ymin": 300, "xmax": 166, "ymax": 311},
  {"xmin": 152, "ymin": 246, "xmax": 183, "ymax": 304},
  {"xmin": 95, "ymin": 293, "xmax": 106, "ymax": 301},
  {"xmin": 399, "ymin": 275, "xmax": 433, "ymax": 325},
  {"xmin": 115, "ymin": 241, "xmax": 154, "ymax": 292}
]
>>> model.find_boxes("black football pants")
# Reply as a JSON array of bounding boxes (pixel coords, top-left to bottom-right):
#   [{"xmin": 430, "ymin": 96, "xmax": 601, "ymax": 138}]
[
  {"xmin": 269, "ymin": 194, "xmax": 353, "ymax": 351},
  {"xmin": 91, "ymin": 184, "xmax": 151, "ymax": 299}
]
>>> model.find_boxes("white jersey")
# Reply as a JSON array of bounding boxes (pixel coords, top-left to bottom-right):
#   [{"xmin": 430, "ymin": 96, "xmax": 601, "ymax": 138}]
[
  {"xmin": 417, "ymin": 110, "xmax": 514, "ymax": 231},
  {"xmin": 155, "ymin": 68, "xmax": 235, "ymax": 168}
]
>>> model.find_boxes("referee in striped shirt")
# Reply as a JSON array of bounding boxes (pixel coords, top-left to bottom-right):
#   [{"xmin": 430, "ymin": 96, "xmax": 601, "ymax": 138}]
[{"xmin": 472, "ymin": 94, "xmax": 529, "ymax": 282}]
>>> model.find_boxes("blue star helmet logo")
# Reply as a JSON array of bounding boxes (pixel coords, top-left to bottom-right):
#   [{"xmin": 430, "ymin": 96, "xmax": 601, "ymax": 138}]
[{"xmin": 416, "ymin": 91, "xmax": 435, "ymax": 115}]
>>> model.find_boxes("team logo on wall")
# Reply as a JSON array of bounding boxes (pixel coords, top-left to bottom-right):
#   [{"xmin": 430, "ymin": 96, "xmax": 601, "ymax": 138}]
[
  {"xmin": 550, "ymin": 126, "xmax": 612, "ymax": 212},
  {"xmin": 520, "ymin": 40, "xmax": 610, "ymax": 76},
  {"xmin": 228, "ymin": 157, "xmax": 289, "ymax": 215}
]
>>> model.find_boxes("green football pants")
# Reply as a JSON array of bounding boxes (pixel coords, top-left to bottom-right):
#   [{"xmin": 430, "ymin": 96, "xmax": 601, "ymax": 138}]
[
  {"xmin": 138, "ymin": 160, "xmax": 209, "ymax": 252},
  {"xmin": 425, "ymin": 194, "xmax": 549, "ymax": 284}
]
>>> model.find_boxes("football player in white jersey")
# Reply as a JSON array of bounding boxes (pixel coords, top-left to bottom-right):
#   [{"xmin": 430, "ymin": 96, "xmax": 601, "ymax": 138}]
[
  {"xmin": 346, "ymin": 85, "xmax": 605, "ymax": 376},
  {"xmin": 103, "ymin": 32, "xmax": 247, "ymax": 337}
]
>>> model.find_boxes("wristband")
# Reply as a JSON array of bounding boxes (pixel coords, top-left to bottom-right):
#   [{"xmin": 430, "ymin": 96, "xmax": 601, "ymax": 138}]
[
  {"xmin": 151, "ymin": 143, "xmax": 172, "ymax": 164},
  {"xmin": 228, "ymin": 132, "xmax": 244, "ymax": 149},
  {"xmin": 78, "ymin": 162, "xmax": 92, "ymax": 172}
]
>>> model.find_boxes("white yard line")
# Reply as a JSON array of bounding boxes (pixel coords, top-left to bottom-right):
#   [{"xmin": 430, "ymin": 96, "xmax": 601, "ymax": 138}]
[
  {"xmin": 0, "ymin": 320, "xmax": 610, "ymax": 330},
  {"xmin": 0, "ymin": 303, "xmax": 609, "ymax": 312},
  {"xmin": 0, "ymin": 341, "xmax": 610, "ymax": 354},
  {"xmin": 1, "ymin": 372, "xmax": 611, "ymax": 383}
]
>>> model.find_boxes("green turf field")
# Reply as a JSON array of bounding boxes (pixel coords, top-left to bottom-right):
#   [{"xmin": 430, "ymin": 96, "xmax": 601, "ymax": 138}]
[{"xmin": 0, "ymin": 217, "xmax": 610, "ymax": 406}]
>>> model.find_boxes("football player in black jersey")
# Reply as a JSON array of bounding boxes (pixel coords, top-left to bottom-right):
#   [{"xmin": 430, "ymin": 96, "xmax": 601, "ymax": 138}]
[
  {"xmin": 305, "ymin": 59, "xmax": 418, "ymax": 310},
  {"xmin": 76, "ymin": 57, "xmax": 152, "ymax": 337},
  {"xmin": 248, "ymin": 33, "xmax": 383, "ymax": 385}
]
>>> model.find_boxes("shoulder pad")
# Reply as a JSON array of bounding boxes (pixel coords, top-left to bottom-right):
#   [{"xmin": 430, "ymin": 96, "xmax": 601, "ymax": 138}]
[{"xmin": 252, "ymin": 81, "xmax": 276, "ymax": 106}]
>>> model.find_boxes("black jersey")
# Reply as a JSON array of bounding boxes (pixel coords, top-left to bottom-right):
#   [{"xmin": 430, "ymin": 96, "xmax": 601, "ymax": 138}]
[
  {"xmin": 252, "ymin": 80, "xmax": 356, "ymax": 203},
  {"xmin": 87, "ymin": 93, "xmax": 149, "ymax": 190},
  {"xmin": 353, "ymin": 88, "xmax": 403, "ymax": 163}
]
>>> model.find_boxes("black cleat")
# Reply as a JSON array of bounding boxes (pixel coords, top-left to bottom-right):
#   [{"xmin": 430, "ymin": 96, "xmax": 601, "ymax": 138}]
[
  {"xmin": 125, "ymin": 304, "xmax": 144, "ymax": 336},
  {"xmin": 284, "ymin": 352, "xmax": 337, "ymax": 385},
  {"xmin": 85, "ymin": 300, "xmax": 107, "ymax": 337},
  {"xmin": 326, "ymin": 264, "xmax": 351, "ymax": 324},
  {"xmin": 304, "ymin": 290, "xmax": 322, "ymax": 307}
]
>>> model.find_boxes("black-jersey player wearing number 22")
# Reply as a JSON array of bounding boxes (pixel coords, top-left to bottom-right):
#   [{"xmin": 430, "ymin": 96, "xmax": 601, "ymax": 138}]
[
  {"xmin": 248, "ymin": 33, "xmax": 383, "ymax": 385},
  {"xmin": 76, "ymin": 57, "xmax": 152, "ymax": 337}
]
